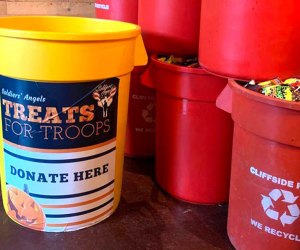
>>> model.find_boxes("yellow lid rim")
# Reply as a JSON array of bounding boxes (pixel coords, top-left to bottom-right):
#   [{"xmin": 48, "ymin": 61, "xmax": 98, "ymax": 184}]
[{"xmin": 0, "ymin": 16, "xmax": 141, "ymax": 41}]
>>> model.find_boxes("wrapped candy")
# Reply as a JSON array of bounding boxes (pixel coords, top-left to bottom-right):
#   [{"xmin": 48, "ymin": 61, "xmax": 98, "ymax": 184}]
[
  {"xmin": 243, "ymin": 78, "xmax": 300, "ymax": 102},
  {"xmin": 158, "ymin": 55, "xmax": 199, "ymax": 68}
]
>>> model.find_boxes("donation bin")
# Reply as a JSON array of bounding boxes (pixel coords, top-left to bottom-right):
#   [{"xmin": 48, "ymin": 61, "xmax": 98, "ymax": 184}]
[
  {"xmin": 95, "ymin": 0, "xmax": 138, "ymax": 24},
  {"xmin": 217, "ymin": 79, "xmax": 300, "ymax": 250},
  {"xmin": 199, "ymin": 0, "xmax": 300, "ymax": 80},
  {"xmin": 0, "ymin": 16, "xmax": 147, "ymax": 232},
  {"xmin": 95, "ymin": 1, "xmax": 155, "ymax": 157},
  {"xmin": 138, "ymin": 0, "xmax": 201, "ymax": 55},
  {"xmin": 142, "ymin": 55, "xmax": 233, "ymax": 204},
  {"xmin": 125, "ymin": 66, "xmax": 156, "ymax": 158}
]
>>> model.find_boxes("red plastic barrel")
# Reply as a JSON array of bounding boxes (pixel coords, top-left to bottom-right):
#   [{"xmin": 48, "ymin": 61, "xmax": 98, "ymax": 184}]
[
  {"xmin": 217, "ymin": 79, "xmax": 300, "ymax": 250},
  {"xmin": 138, "ymin": 0, "xmax": 201, "ymax": 55},
  {"xmin": 125, "ymin": 66, "xmax": 156, "ymax": 158},
  {"xmin": 141, "ymin": 55, "xmax": 233, "ymax": 204},
  {"xmin": 95, "ymin": 0, "xmax": 138, "ymax": 24},
  {"xmin": 199, "ymin": 0, "xmax": 300, "ymax": 80},
  {"xmin": 95, "ymin": 2, "xmax": 154, "ymax": 157}
]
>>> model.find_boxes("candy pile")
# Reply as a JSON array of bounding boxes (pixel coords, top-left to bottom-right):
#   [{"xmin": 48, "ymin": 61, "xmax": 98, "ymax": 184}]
[
  {"xmin": 158, "ymin": 55, "xmax": 199, "ymax": 68},
  {"xmin": 244, "ymin": 78, "xmax": 300, "ymax": 102}
]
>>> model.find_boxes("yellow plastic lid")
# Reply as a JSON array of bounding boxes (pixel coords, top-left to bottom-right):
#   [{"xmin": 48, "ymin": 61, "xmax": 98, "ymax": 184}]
[{"xmin": 0, "ymin": 16, "xmax": 141, "ymax": 41}]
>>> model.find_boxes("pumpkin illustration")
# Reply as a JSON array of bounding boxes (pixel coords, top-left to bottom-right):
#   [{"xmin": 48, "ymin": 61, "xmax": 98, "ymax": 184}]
[{"xmin": 7, "ymin": 186, "xmax": 46, "ymax": 231}]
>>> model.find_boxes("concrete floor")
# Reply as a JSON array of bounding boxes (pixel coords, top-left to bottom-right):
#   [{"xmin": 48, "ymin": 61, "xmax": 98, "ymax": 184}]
[{"xmin": 0, "ymin": 157, "xmax": 234, "ymax": 250}]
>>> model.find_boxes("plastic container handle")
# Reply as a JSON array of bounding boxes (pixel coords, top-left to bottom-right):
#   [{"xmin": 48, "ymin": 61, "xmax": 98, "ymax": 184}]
[
  {"xmin": 140, "ymin": 63, "xmax": 155, "ymax": 89},
  {"xmin": 134, "ymin": 35, "xmax": 148, "ymax": 66},
  {"xmin": 216, "ymin": 83, "xmax": 232, "ymax": 114}
]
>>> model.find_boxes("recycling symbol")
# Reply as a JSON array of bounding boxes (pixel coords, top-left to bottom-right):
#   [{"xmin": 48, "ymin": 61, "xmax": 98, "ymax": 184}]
[
  {"xmin": 261, "ymin": 189, "xmax": 300, "ymax": 226},
  {"xmin": 142, "ymin": 103, "xmax": 155, "ymax": 123}
]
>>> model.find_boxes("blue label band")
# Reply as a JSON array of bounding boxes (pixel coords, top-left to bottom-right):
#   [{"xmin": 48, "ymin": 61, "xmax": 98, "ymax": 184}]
[{"xmin": 1, "ymin": 76, "xmax": 119, "ymax": 149}]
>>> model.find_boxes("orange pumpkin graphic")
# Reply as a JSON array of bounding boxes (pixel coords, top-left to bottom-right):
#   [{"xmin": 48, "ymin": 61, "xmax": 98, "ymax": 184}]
[{"xmin": 7, "ymin": 186, "xmax": 46, "ymax": 231}]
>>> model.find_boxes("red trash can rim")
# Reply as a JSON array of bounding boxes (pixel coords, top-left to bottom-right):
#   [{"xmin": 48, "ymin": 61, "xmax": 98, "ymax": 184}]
[
  {"xmin": 150, "ymin": 54, "xmax": 210, "ymax": 75},
  {"xmin": 229, "ymin": 79, "xmax": 300, "ymax": 111},
  {"xmin": 142, "ymin": 54, "xmax": 229, "ymax": 101}
]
